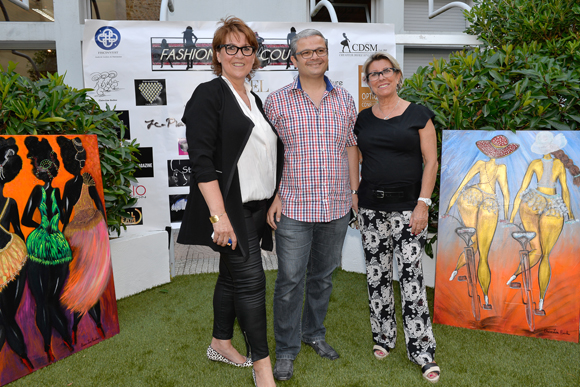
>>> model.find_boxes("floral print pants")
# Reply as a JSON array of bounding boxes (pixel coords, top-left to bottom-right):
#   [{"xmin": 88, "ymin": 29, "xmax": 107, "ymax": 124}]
[{"xmin": 358, "ymin": 208, "xmax": 436, "ymax": 366}]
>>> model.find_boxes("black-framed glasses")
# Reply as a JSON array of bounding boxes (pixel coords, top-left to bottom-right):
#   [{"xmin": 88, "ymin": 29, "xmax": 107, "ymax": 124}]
[
  {"xmin": 367, "ymin": 67, "xmax": 399, "ymax": 81},
  {"xmin": 295, "ymin": 47, "xmax": 328, "ymax": 59},
  {"xmin": 218, "ymin": 44, "xmax": 256, "ymax": 56}
]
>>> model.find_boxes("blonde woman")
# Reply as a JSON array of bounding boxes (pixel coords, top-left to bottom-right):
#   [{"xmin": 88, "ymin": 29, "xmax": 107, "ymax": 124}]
[
  {"xmin": 507, "ymin": 132, "xmax": 578, "ymax": 313},
  {"xmin": 445, "ymin": 135, "xmax": 519, "ymax": 308},
  {"xmin": 355, "ymin": 52, "xmax": 439, "ymax": 383}
]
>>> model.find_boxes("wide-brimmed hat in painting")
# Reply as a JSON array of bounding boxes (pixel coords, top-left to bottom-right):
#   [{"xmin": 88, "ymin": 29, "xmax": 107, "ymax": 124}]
[
  {"xmin": 531, "ymin": 131, "xmax": 567, "ymax": 155},
  {"xmin": 476, "ymin": 135, "xmax": 519, "ymax": 159}
]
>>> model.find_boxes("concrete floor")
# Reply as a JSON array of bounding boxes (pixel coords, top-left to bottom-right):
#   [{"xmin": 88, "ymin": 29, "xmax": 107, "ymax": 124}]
[{"xmin": 173, "ymin": 233, "xmax": 278, "ymax": 276}]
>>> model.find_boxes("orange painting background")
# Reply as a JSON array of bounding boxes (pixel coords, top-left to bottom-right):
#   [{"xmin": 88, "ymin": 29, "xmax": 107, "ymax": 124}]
[
  {"xmin": 2, "ymin": 135, "xmax": 105, "ymax": 237},
  {"xmin": 0, "ymin": 135, "xmax": 119, "ymax": 386},
  {"xmin": 434, "ymin": 216, "xmax": 580, "ymax": 342}
]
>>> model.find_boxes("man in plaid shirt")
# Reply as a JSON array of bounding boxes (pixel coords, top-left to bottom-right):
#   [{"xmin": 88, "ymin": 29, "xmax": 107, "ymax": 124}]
[{"xmin": 264, "ymin": 28, "xmax": 360, "ymax": 381}]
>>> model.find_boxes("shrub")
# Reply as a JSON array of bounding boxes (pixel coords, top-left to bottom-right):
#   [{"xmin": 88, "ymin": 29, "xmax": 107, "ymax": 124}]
[
  {"xmin": 0, "ymin": 61, "xmax": 139, "ymax": 236},
  {"xmin": 398, "ymin": 0, "xmax": 580, "ymax": 256}
]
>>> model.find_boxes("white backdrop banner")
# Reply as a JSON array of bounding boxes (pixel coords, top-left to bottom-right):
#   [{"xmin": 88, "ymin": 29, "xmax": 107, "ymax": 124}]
[{"xmin": 82, "ymin": 20, "xmax": 395, "ymax": 231}]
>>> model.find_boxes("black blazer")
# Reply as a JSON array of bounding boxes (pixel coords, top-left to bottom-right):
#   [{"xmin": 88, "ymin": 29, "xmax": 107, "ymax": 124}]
[{"xmin": 177, "ymin": 77, "xmax": 283, "ymax": 258}]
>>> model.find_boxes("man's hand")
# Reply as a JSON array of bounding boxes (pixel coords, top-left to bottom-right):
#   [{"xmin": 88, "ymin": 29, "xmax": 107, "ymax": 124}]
[
  {"xmin": 267, "ymin": 194, "xmax": 282, "ymax": 230},
  {"xmin": 351, "ymin": 193, "xmax": 359, "ymax": 213}
]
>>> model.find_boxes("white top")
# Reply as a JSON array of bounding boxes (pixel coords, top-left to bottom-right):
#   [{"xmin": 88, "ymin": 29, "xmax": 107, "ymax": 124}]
[{"xmin": 222, "ymin": 76, "xmax": 278, "ymax": 203}]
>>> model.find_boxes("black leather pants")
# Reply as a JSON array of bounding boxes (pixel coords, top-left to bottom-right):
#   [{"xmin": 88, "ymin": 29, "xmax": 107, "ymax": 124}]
[{"xmin": 212, "ymin": 199, "xmax": 269, "ymax": 362}]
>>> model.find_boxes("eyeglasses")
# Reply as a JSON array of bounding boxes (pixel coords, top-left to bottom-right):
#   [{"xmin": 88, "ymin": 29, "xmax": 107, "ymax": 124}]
[
  {"xmin": 295, "ymin": 47, "xmax": 328, "ymax": 59},
  {"xmin": 218, "ymin": 44, "xmax": 256, "ymax": 56},
  {"xmin": 367, "ymin": 67, "xmax": 399, "ymax": 81}
]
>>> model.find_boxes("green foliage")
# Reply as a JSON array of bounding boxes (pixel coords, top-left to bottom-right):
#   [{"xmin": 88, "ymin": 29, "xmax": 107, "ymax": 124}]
[
  {"xmin": 401, "ymin": 44, "xmax": 580, "ymax": 133},
  {"xmin": 465, "ymin": 0, "xmax": 580, "ymax": 61},
  {"xmin": 0, "ymin": 61, "xmax": 139, "ymax": 236},
  {"xmin": 399, "ymin": 0, "xmax": 580, "ymax": 257}
]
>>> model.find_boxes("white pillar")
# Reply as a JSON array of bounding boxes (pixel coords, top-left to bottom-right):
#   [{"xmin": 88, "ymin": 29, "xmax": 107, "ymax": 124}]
[
  {"xmin": 376, "ymin": 0, "xmax": 405, "ymax": 65},
  {"xmin": 53, "ymin": 0, "xmax": 89, "ymax": 89}
]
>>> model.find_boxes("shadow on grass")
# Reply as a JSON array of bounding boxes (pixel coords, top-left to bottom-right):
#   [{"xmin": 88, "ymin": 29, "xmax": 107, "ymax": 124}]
[{"xmin": 10, "ymin": 269, "xmax": 580, "ymax": 386}]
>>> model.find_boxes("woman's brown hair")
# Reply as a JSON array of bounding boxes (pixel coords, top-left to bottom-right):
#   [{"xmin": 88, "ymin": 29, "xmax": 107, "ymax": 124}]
[
  {"xmin": 551, "ymin": 149, "xmax": 580, "ymax": 186},
  {"xmin": 212, "ymin": 16, "xmax": 260, "ymax": 80}
]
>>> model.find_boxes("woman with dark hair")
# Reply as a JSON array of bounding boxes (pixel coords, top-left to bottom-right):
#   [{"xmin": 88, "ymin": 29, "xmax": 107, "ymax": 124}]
[
  {"xmin": 22, "ymin": 137, "xmax": 73, "ymax": 362},
  {"xmin": 56, "ymin": 136, "xmax": 112, "ymax": 345},
  {"xmin": 355, "ymin": 52, "xmax": 440, "ymax": 383},
  {"xmin": 177, "ymin": 16, "xmax": 282, "ymax": 387},
  {"xmin": 0, "ymin": 137, "xmax": 33, "ymax": 371}
]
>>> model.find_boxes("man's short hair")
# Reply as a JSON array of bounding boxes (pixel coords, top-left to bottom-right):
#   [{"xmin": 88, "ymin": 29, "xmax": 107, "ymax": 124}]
[{"xmin": 290, "ymin": 29, "xmax": 327, "ymax": 58}]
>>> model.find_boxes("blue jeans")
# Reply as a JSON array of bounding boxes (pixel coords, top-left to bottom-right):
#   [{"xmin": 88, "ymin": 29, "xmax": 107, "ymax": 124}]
[{"xmin": 273, "ymin": 212, "xmax": 349, "ymax": 360}]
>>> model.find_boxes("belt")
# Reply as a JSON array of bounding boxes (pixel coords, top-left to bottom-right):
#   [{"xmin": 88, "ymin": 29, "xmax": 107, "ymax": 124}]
[
  {"xmin": 372, "ymin": 190, "xmax": 405, "ymax": 199},
  {"xmin": 361, "ymin": 180, "xmax": 422, "ymax": 204}
]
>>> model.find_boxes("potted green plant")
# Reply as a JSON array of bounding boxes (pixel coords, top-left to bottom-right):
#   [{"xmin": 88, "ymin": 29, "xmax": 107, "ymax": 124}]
[{"xmin": 0, "ymin": 61, "xmax": 140, "ymax": 236}]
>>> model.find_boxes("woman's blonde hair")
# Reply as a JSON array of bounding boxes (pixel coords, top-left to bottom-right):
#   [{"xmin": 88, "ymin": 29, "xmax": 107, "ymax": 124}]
[{"xmin": 362, "ymin": 51, "xmax": 404, "ymax": 90}]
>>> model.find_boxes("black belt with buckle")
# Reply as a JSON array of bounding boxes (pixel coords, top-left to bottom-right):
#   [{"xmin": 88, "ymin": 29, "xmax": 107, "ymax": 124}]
[
  {"xmin": 360, "ymin": 180, "xmax": 422, "ymax": 204},
  {"xmin": 372, "ymin": 190, "xmax": 405, "ymax": 199}
]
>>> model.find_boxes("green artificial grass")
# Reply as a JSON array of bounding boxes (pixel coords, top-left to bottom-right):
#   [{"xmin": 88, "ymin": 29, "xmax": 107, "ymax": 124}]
[{"xmin": 11, "ymin": 269, "xmax": 580, "ymax": 386}]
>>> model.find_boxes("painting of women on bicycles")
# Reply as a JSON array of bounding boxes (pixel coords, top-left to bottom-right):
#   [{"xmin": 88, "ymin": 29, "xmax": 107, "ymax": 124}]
[{"xmin": 434, "ymin": 130, "xmax": 580, "ymax": 343}]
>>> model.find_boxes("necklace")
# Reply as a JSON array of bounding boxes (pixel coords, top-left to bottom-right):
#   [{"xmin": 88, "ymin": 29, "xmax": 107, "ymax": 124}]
[{"xmin": 377, "ymin": 98, "xmax": 400, "ymax": 120}]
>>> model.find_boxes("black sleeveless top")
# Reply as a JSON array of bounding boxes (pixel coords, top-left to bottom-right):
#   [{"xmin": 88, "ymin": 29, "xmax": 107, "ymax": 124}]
[{"xmin": 354, "ymin": 103, "xmax": 435, "ymax": 212}]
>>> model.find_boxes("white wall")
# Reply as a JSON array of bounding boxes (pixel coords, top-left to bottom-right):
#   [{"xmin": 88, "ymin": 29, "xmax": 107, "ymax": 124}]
[{"xmin": 166, "ymin": 0, "xmax": 309, "ymax": 23}]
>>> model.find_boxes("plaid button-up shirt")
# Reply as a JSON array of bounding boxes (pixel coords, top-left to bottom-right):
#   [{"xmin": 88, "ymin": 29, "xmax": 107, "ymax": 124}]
[{"xmin": 264, "ymin": 76, "xmax": 357, "ymax": 222}]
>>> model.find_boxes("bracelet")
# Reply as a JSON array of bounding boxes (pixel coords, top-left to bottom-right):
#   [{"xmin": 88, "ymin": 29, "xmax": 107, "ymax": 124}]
[
  {"xmin": 417, "ymin": 197, "xmax": 432, "ymax": 207},
  {"xmin": 209, "ymin": 212, "xmax": 225, "ymax": 224},
  {"xmin": 350, "ymin": 189, "xmax": 358, "ymax": 195},
  {"xmin": 574, "ymin": 173, "xmax": 580, "ymax": 178}
]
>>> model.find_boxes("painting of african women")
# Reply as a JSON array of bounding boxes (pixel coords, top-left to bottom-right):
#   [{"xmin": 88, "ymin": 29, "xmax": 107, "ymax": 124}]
[
  {"xmin": 434, "ymin": 130, "xmax": 580, "ymax": 342},
  {"xmin": 0, "ymin": 135, "xmax": 119, "ymax": 385}
]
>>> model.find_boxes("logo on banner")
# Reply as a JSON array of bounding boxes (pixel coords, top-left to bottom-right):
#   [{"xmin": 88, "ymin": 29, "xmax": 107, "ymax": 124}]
[
  {"xmin": 150, "ymin": 27, "xmax": 293, "ymax": 71},
  {"xmin": 167, "ymin": 159, "xmax": 191, "ymax": 187},
  {"xmin": 134, "ymin": 79, "xmax": 167, "ymax": 106},
  {"xmin": 144, "ymin": 117, "xmax": 184, "ymax": 130},
  {"xmin": 115, "ymin": 110, "xmax": 131, "ymax": 139},
  {"xmin": 178, "ymin": 138, "xmax": 188, "ymax": 155},
  {"xmin": 95, "ymin": 26, "xmax": 121, "ymax": 50},
  {"xmin": 169, "ymin": 195, "xmax": 188, "ymax": 223},
  {"xmin": 134, "ymin": 147, "xmax": 154, "ymax": 178},
  {"xmin": 123, "ymin": 207, "xmax": 143, "ymax": 225},
  {"xmin": 90, "ymin": 70, "xmax": 120, "ymax": 97},
  {"xmin": 338, "ymin": 32, "xmax": 384, "ymax": 57},
  {"xmin": 131, "ymin": 184, "xmax": 147, "ymax": 199}
]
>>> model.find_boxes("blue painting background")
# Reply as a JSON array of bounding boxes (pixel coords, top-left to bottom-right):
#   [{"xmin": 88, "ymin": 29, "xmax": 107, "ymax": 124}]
[{"xmin": 440, "ymin": 130, "xmax": 580, "ymax": 223}]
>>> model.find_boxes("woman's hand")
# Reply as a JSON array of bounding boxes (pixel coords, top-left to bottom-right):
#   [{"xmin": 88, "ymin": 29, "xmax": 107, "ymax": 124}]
[
  {"xmin": 351, "ymin": 193, "xmax": 359, "ymax": 213},
  {"xmin": 409, "ymin": 202, "xmax": 429, "ymax": 236},
  {"xmin": 212, "ymin": 213, "xmax": 237, "ymax": 250},
  {"xmin": 267, "ymin": 194, "xmax": 282, "ymax": 230}
]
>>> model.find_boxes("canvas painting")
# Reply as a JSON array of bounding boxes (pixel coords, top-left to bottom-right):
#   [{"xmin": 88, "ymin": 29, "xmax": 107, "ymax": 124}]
[
  {"xmin": 0, "ymin": 135, "xmax": 119, "ymax": 385},
  {"xmin": 434, "ymin": 130, "xmax": 580, "ymax": 342}
]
